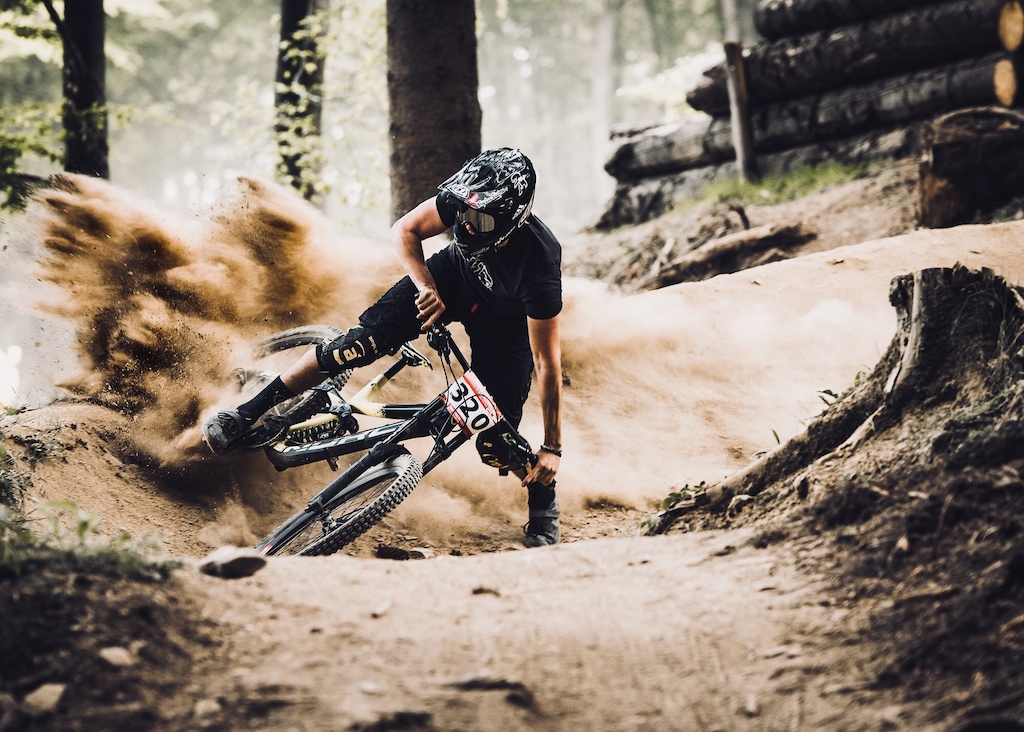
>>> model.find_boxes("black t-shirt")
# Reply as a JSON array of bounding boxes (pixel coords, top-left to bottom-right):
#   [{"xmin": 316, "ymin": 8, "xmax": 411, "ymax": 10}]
[{"xmin": 435, "ymin": 191, "xmax": 562, "ymax": 321}]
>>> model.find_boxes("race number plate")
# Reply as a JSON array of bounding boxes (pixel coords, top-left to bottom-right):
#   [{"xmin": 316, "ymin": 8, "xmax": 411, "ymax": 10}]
[{"xmin": 441, "ymin": 372, "xmax": 503, "ymax": 435}]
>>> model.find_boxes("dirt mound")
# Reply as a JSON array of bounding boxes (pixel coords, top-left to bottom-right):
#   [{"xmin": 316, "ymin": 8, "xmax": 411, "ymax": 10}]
[
  {"xmin": 564, "ymin": 158, "xmax": 919, "ymax": 291},
  {"xmin": 652, "ymin": 265, "xmax": 1024, "ymax": 724},
  {"xmin": 0, "ymin": 558, "xmax": 219, "ymax": 731}
]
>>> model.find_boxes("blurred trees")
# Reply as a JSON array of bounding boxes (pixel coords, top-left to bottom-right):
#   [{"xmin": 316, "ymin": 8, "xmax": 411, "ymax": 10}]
[
  {"xmin": 0, "ymin": 0, "xmax": 113, "ymax": 190},
  {"xmin": 0, "ymin": 0, "xmax": 731, "ymax": 232},
  {"xmin": 0, "ymin": 0, "xmax": 280, "ymax": 209},
  {"xmin": 275, "ymin": 0, "xmax": 327, "ymax": 202},
  {"xmin": 477, "ymin": 0, "xmax": 726, "ymax": 231}
]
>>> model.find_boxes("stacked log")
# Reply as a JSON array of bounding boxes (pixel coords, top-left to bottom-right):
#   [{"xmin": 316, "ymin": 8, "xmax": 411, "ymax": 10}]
[
  {"xmin": 609, "ymin": 53, "xmax": 1013, "ymax": 182},
  {"xmin": 688, "ymin": 0, "xmax": 1017, "ymax": 115},
  {"xmin": 755, "ymin": 0, "xmax": 948, "ymax": 41},
  {"xmin": 599, "ymin": 0, "xmax": 1024, "ymax": 229}
]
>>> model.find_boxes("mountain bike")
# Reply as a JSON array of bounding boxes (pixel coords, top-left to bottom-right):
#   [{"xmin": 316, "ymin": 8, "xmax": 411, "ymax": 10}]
[{"xmin": 232, "ymin": 323, "xmax": 537, "ymax": 557}]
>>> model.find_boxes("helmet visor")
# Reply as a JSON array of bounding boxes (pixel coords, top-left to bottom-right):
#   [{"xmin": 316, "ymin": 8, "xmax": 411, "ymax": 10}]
[{"xmin": 458, "ymin": 206, "xmax": 497, "ymax": 234}]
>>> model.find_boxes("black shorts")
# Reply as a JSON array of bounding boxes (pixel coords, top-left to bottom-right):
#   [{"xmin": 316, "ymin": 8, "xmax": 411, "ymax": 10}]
[{"xmin": 357, "ymin": 249, "xmax": 534, "ymax": 427}]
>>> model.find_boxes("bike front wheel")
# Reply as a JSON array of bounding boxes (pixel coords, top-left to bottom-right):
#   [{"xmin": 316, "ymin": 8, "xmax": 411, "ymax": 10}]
[{"xmin": 255, "ymin": 450, "xmax": 423, "ymax": 556}]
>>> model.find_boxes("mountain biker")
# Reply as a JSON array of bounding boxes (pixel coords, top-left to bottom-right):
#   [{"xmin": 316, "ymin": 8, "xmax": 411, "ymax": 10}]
[{"xmin": 202, "ymin": 147, "xmax": 564, "ymax": 547}]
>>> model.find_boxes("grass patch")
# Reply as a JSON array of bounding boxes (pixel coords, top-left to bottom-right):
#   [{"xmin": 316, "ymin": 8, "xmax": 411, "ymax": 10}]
[
  {"xmin": 0, "ymin": 500, "xmax": 176, "ymax": 580},
  {"xmin": 0, "ymin": 431, "xmax": 31, "ymax": 509},
  {"xmin": 698, "ymin": 161, "xmax": 871, "ymax": 207}
]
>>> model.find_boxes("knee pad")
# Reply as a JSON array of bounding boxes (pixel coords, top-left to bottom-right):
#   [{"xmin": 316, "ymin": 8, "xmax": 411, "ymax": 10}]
[
  {"xmin": 316, "ymin": 326, "xmax": 385, "ymax": 374},
  {"xmin": 476, "ymin": 423, "xmax": 533, "ymax": 474}
]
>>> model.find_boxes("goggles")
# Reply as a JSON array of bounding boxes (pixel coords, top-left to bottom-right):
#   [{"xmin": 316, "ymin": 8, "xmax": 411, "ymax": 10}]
[{"xmin": 457, "ymin": 206, "xmax": 496, "ymax": 234}]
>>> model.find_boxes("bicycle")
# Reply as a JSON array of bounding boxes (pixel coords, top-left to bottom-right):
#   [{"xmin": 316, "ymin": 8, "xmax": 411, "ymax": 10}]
[{"xmin": 229, "ymin": 323, "xmax": 537, "ymax": 557}]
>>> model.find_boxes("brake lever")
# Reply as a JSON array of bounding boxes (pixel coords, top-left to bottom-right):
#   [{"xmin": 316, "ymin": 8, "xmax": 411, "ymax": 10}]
[{"xmin": 426, "ymin": 325, "xmax": 450, "ymax": 358}]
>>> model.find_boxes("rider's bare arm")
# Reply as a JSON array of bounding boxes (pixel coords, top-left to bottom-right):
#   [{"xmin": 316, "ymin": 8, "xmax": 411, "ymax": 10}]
[
  {"xmin": 391, "ymin": 198, "xmax": 450, "ymax": 330},
  {"xmin": 522, "ymin": 314, "xmax": 562, "ymax": 487}
]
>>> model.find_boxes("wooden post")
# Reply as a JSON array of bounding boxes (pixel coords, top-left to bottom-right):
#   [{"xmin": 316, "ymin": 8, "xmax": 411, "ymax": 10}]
[{"xmin": 724, "ymin": 41, "xmax": 759, "ymax": 183}]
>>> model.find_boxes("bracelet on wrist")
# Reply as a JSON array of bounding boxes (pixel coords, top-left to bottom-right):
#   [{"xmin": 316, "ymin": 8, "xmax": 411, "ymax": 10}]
[{"xmin": 540, "ymin": 443, "xmax": 562, "ymax": 457}]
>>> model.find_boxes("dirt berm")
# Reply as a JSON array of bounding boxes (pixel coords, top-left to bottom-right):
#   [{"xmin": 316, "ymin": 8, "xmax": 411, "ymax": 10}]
[{"xmin": 2, "ymin": 171, "xmax": 1024, "ymax": 730}]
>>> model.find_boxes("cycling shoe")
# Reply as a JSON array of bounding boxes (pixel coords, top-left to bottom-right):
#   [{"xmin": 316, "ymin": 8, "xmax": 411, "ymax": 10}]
[
  {"xmin": 202, "ymin": 410, "xmax": 253, "ymax": 454},
  {"xmin": 523, "ymin": 493, "xmax": 560, "ymax": 547}
]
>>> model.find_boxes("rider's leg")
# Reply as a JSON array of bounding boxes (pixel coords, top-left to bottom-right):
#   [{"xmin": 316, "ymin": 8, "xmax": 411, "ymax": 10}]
[
  {"xmin": 202, "ymin": 325, "xmax": 391, "ymax": 454},
  {"xmin": 237, "ymin": 325, "xmax": 381, "ymax": 420},
  {"xmin": 203, "ymin": 253, "xmax": 464, "ymax": 455},
  {"xmin": 466, "ymin": 318, "xmax": 560, "ymax": 547}
]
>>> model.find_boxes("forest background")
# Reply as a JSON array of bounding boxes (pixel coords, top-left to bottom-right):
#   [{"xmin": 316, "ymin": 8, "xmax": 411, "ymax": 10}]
[{"xmin": 0, "ymin": 0, "xmax": 754, "ymax": 241}]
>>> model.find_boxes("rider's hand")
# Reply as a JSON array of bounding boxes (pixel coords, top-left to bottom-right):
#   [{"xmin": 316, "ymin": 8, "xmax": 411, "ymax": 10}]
[
  {"xmin": 415, "ymin": 287, "xmax": 446, "ymax": 331},
  {"xmin": 522, "ymin": 449, "xmax": 559, "ymax": 487}
]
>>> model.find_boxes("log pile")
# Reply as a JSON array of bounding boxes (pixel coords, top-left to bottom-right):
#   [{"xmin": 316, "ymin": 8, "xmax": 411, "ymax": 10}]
[{"xmin": 599, "ymin": 0, "xmax": 1024, "ymax": 229}]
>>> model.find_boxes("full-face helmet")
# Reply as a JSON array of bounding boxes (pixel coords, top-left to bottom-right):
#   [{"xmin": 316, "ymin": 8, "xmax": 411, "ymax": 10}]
[{"xmin": 438, "ymin": 147, "xmax": 537, "ymax": 259}]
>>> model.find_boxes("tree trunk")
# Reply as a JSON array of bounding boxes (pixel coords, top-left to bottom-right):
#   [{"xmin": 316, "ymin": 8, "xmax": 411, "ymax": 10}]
[
  {"xmin": 609, "ymin": 53, "xmax": 1015, "ymax": 182},
  {"xmin": 754, "ymin": 0, "xmax": 935, "ymax": 40},
  {"xmin": 61, "ymin": 0, "xmax": 108, "ymax": 179},
  {"xmin": 689, "ymin": 0, "xmax": 1010, "ymax": 115},
  {"xmin": 919, "ymin": 106, "xmax": 1024, "ymax": 228},
  {"xmin": 386, "ymin": 0, "xmax": 481, "ymax": 222},
  {"xmin": 275, "ymin": 0, "xmax": 328, "ymax": 202}
]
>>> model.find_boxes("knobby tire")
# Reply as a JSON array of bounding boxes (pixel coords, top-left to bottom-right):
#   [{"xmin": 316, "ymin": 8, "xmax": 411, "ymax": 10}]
[
  {"xmin": 255, "ymin": 450, "xmax": 422, "ymax": 556},
  {"xmin": 253, "ymin": 325, "xmax": 346, "ymax": 360}
]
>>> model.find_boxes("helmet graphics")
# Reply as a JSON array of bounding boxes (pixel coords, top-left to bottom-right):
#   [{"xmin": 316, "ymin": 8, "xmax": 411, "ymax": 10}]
[{"xmin": 438, "ymin": 147, "xmax": 537, "ymax": 259}]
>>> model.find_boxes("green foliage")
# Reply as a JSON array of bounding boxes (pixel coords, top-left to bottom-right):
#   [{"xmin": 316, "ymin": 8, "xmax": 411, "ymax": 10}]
[
  {"xmin": 0, "ymin": 443, "xmax": 31, "ymax": 510},
  {"xmin": 818, "ymin": 388, "xmax": 840, "ymax": 406},
  {"xmin": 0, "ymin": 499, "xmax": 173, "ymax": 579},
  {"xmin": 699, "ymin": 161, "xmax": 872, "ymax": 208},
  {"xmin": 0, "ymin": 0, "xmax": 43, "ymax": 12},
  {"xmin": 0, "ymin": 503, "xmax": 34, "ymax": 563},
  {"xmin": 658, "ymin": 481, "xmax": 706, "ymax": 512},
  {"xmin": 0, "ymin": 1, "xmax": 62, "ymax": 209},
  {"xmin": 637, "ymin": 480, "xmax": 707, "ymax": 534},
  {"xmin": 274, "ymin": 8, "xmax": 328, "ymax": 203}
]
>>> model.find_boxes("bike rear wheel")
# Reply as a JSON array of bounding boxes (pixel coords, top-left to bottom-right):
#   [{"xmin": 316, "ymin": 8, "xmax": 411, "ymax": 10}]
[
  {"xmin": 255, "ymin": 450, "xmax": 422, "ymax": 556},
  {"xmin": 235, "ymin": 325, "xmax": 352, "ymax": 417},
  {"xmin": 252, "ymin": 325, "xmax": 346, "ymax": 360}
]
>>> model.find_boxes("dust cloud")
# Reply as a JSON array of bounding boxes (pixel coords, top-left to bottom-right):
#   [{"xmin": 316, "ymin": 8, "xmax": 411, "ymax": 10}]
[{"xmin": 14, "ymin": 174, "xmax": 900, "ymax": 543}]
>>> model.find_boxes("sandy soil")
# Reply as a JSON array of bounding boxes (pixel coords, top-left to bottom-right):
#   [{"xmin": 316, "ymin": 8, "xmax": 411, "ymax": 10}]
[{"xmin": 3, "ymin": 170, "xmax": 1024, "ymax": 730}]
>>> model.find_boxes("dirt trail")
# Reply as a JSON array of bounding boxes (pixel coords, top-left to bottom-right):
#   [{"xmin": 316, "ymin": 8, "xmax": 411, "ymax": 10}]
[
  {"xmin": 179, "ymin": 529, "xmax": 923, "ymax": 732},
  {"xmin": 5, "ymin": 174, "xmax": 1024, "ymax": 730}
]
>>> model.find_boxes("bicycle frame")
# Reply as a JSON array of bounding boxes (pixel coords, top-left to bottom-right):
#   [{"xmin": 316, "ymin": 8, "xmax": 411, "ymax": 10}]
[{"xmin": 262, "ymin": 324, "xmax": 521, "ymax": 477}]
